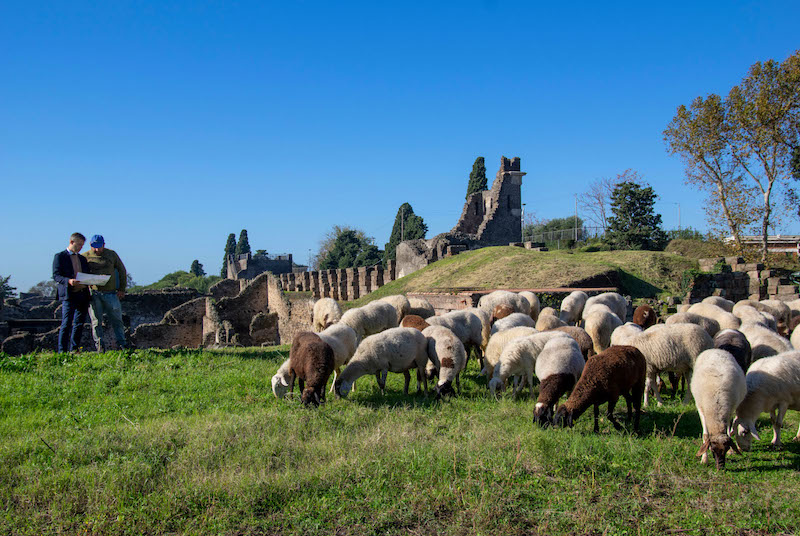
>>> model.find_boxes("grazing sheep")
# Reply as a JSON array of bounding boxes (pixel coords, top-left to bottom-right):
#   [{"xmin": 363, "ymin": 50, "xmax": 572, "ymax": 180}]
[
  {"xmin": 559, "ymin": 291, "xmax": 588, "ymax": 324},
  {"xmin": 378, "ymin": 295, "xmax": 411, "ymax": 324},
  {"xmin": 678, "ymin": 304, "xmax": 691, "ymax": 313},
  {"xmin": 422, "ymin": 325, "xmax": 467, "ymax": 398},
  {"xmin": 318, "ymin": 323, "xmax": 359, "ymax": 391},
  {"xmin": 464, "ymin": 307, "xmax": 492, "ymax": 354},
  {"xmin": 492, "ymin": 304, "xmax": 515, "ymax": 323},
  {"xmin": 553, "ymin": 345, "xmax": 646, "ymax": 432},
  {"xmin": 339, "ymin": 301, "xmax": 398, "ymax": 343},
  {"xmin": 426, "ymin": 309, "xmax": 486, "ymax": 366},
  {"xmin": 408, "ymin": 296, "xmax": 435, "ymax": 319},
  {"xmin": 582, "ymin": 292, "xmax": 627, "ymax": 322},
  {"xmin": 690, "ymin": 349, "xmax": 746, "ymax": 469},
  {"xmin": 271, "ymin": 358, "xmax": 292, "ymax": 399},
  {"xmin": 334, "ymin": 327, "xmax": 429, "ymax": 398},
  {"xmin": 478, "ymin": 290, "xmax": 531, "ymax": 317},
  {"xmin": 532, "ymin": 337, "xmax": 586, "ymax": 425},
  {"xmin": 552, "ymin": 325, "xmax": 595, "ymax": 360},
  {"xmin": 313, "ymin": 298, "xmax": 342, "ymax": 332},
  {"xmin": 610, "ymin": 322, "xmax": 644, "ymax": 347},
  {"xmin": 536, "ymin": 307, "xmax": 567, "ymax": 331},
  {"xmin": 665, "ymin": 312, "xmax": 721, "ymax": 337},
  {"xmin": 632, "ymin": 305, "xmax": 658, "ymax": 329},
  {"xmin": 518, "ymin": 291, "xmax": 541, "ymax": 321},
  {"xmin": 733, "ymin": 304, "xmax": 777, "ymax": 331},
  {"xmin": 713, "ymin": 329, "xmax": 752, "ymax": 373},
  {"xmin": 288, "ymin": 332, "xmax": 335, "ymax": 406},
  {"xmin": 760, "ymin": 299, "xmax": 792, "ymax": 328},
  {"xmin": 732, "ymin": 299, "xmax": 785, "ymax": 329},
  {"xmin": 786, "ymin": 298, "xmax": 800, "ymax": 321},
  {"xmin": 400, "ymin": 314, "xmax": 430, "ymax": 331},
  {"xmin": 687, "ymin": 302, "xmax": 741, "ymax": 331},
  {"xmin": 584, "ymin": 305, "xmax": 624, "ymax": 354},
  {"xmin": 702, "ymin": 296, "xmax": 734, "ymax": 312},
  {"xmin": 488, "ymin": 331, "xmax": 572, "ymax": 398},
  {"xmin": 491, "ymin": 312, "xmax": 536, "ymax": 335},
  {"xmin": 788, "ymin": 316, "xmax": 800, "ymax": 336},
  {"xmin": 620, "ymin": 323, "xmax": 714, "ymax": 406},
  {"xmin": 792, "ymin": 324, "xmax": 800, "ymax": 350},
  {"xmin": 732, "ymin": 351, "xmax": 800, "ymax": 451},
  {"xmin": 483, "ymin": 326, "xmax": 539, "ymax": 377},
  {"xmin": 738, "ymin": 322, "xmax": 792, "ymax": 361}
]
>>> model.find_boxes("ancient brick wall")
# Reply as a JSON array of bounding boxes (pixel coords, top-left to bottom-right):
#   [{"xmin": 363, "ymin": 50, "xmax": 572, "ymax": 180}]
[{"xmin": 131, "ymin": 297, "xmax": 207, "ymax": 349}]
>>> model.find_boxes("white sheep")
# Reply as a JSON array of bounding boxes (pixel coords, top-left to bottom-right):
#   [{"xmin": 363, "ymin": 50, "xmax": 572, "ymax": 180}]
[
  {"xmin": 584, "ymin": 305, "xmax": 623, "ymax": 354},
  {"xmin": 701, "ymin": 296, "xmax": 734, "ymax": 313},
  {"xmin": 690, "ymin": 349, "xmax": 746, "ymax": 469},
  {"xmin": 477, "ymin": 290, "xmax": 531, "ymax": 317},
  {"xmin": 488, "ymin": 331, "xmax": 572, "ymax": 398},
  {"xmin": 620, "ymin": 323, "xmax": 714, "ymax": 406},
  {"xmin": 426, "ymin": 309, "xmax": 486, "ymax": 365},
  {"xmin": 582, "ymin": 292, "xmax": 627, "ymax": 322},
  {"xmin": 408, "ymin": 296, "xmax": 435, "ymax": 319},
  {"xmin": 483, "ymin": 326, "xmax": 539, "ymax": 378},
  {"xmin": 761, "ymin": 299, "xmax": 791, "ymax": 328},
  {"xmin": 518, "ymin": 291, "xmax": 541, "ymax": 321},
  {"xmin": 491, "ymin": 312, "xmax": 536, "ymax": 335},
  {"xmin": 422, "ymin": 325, "xmax": 467, "ymax": 398},
  {"xmin": 532, "ymin": 336, "xmax": 586, "ymax": 424},
  {"xmin": 687, "ymin": 302, "xmax": 741, "ymax": 331},
  {"xmin": 312, "ymin": 297, "xmax": 342, "ymax": 332},
  {"xmin": 463, "ymin": 307, "xmax": 492, "ymax": 353},
  {"xmin": 733, "ymin": 304, "xmax": 776, "ymax": 331},
  {"xmin": 334, "ymin": 327, "xmax": 429, "ymax": 398},
  {"xmin": 786, "ymin": 298, "xmax": 800, "ymax": 318},
  {"xmin": 271, "ymin": 358, "xmax": 292, "ymax": 399},
  {"xmin": 665, "ymin": 311, "xmax": 720, "ymax": 337},
  {"xmin": 792, "ymin": 326, "xmax": 800, "ymax": 350},
  {"xmin": 378, "ymin": 295, "xmax": 411, "ymax": 324},
  {"xmin": 339, "ymin": 301, "xmax": 398, "ymax": 343},
  {"xmin": 732, "ymin": 299, "xmax": 784, "ymax": 329},
  {"xmin": 732, "ymin": 350, "xmax": 800, "ymax": 451},
  {"xmin": 318, "ymin": 323, "xmax": 358, "ymax": 391},
  {"xmin": 738, "ymin": 322, "xmax": 792, "ymax": 361},
  {"xmin": 535, "ymin": 307, "xmax": 567, "ymax": 331},
  {"xmin": 559, "ymin": 291, "xmax": 588, "ymax": 324},
  {"xmin": 677, "ymin": 304, "xmax": 691, "ymax": 313},
  {"xmin": 610, "ymin": 322, "xmax": 644, "ymax": 347}
]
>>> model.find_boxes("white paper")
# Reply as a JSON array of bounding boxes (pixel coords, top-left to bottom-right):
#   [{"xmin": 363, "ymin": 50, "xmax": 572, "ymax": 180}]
[{"xmin": 75, "ymin": 272, "xmax": 111, "ymax": 285}]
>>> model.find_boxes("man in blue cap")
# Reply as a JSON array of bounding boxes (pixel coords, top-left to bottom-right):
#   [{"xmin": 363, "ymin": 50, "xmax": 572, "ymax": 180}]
[{"xmin": 84, "ymin": 234, "xmax": 129, "ymax": 351}]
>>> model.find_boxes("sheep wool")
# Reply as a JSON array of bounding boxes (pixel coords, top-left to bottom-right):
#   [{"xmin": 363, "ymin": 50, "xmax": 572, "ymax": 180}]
[
  {"xmin": 488, "ymin": 331, "xmax": 571, "ymax": 398},
  {"xmin": 478, "ymin": 290, "xmax": 531, "ymax": 317},
  {"xmin": 422, "ymin": 325, "xmax": 467, "ymax": 398},
  {"xmin": 552, "ymin": 325, "xmax": 595, "ymax": 360},
  {"xmin": 378, "ymin": 295, "xmax": 411, "ymax": 324},
  {"xmin": 312, "ymin": 298, "xmax": 343, "ymax": 332},
  {"xmin": 687, "ymin": 302, "xmax": 741, "ymax": 331},
  {"xmin": 559, "ymin": 291, "xmax": 588, "ymax": 325},
  {"xmin": 713, "ymin": 329, "xmax": 751, "ymax": 373},
  {"xmin": 733, "ymin": 304, "xmax": 776, "ymax": 331},
  {"xmin": 536, "ymin": 309, "xmax": 567, "ymax": 331},
  {"xmin": 463, "ymin": 307, "xmax": 492, "ymax": 352},
  {"xmin": 518, "ymin": 291, "xmax": 541, "ymax": 321},
  {"xmin": 609, "ymin": 322, "xmax": 643, "ymax": 347},
  {"xmin": 492, "ymin": 304, "xmax": 515, "ymax": 323},
  {"xmin": 426, "ymin": 309, "xmax": 486, "ymax": 363},
  {"xmin": 665, "ymin": 312, "xmax": 720, "ymax": 337},
  {"xmin": 760, "ymin": 299, "xmax": 791, "ymax": 328},
  {"xmin": 483, "ymin": 326, "xmax": 539, "ymax": 375},
  {"xmin": 407, "ymin": 296, "xmax": 435, "ymax": 319},
  {"xmin": 582, "ymin": 292, "xmax": 627, "ymax": 322},
  {"xmin": 533, "ymin": 337, "xmax": 585, "ymax": 425},
  {"xmin": 702, "ymin": 296, "xmax": 734, "ymax": 313},
  {"xmin": 289, "ymin": 331, "xmax": 335, "ymax": 407},
  {"xmin": 632, "ymin": 304, "xmax": 658, "ymax": 329},
  {"xmin": 339, "ymin": 301, "xmax": 398, "ymax": 343},
  {"xmin": 318, "ymin": 323, "xmax": 359, "ymax": 389},
  {"xmin": 584, "ymin": 306, "xmax": 623, "ymax": 354},
  {"xmin": 738, "ymin": 322, "xmax": 792, "ymax": 361},
  {"xmin": 335, "ymin": 327, "xmax": 429, "ymax": 398},
  {"xmin": 400, "ymin": 314, "xmax": 430, "ymax": 331},
  {"xmin": 690, "ymin": 349, "xmax": 746, "ymax": 469},
  {"xmin": 733, "ymin": 351, "xmax": 800, "ymax": 451},
  {"xmin": 792, "ymin": 325, "xmax": 800, "ymax": 350},
  {"xmin": 271, "ymin": 358, "xmax": 292, "ymax": 399},
  {"xmin": 491, "ymin": 312, "xmax": 536, "ymax": 335}
]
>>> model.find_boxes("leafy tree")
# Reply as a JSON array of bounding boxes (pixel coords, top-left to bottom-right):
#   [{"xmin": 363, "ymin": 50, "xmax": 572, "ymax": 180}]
[
  {"xmin": 313, "ymin": 226, "xmax": 373, "ymax": 270},
  {"xmin": 190, "ymin": 260, "xmax": 205, "ymax": 277},
  {"xmin": 221, "ymin": 233, "xmax": 236, "ymax": 277},
  {"xmin": 580, "ymin": 170, "xmax": 645, "ymax": 233},
  {"xmin": 606, "ymin": 182, "xmax": 668, "ymax": 251},
  {"xmin": 129, "ymin": 271, "xmax": 222, "ymax": 294},
  {"xmin": 664, "ymin": 94, "xmax": 757, "ymax": 253},
  {"xmin": 28, "ymin": 280, "xmax": 57, "ymax": 297},
  {"xmin": 1, "ymin": 275, "xmax": 18, "ymax": 301},
  {"xmin": 126, "ymin": 273, "xmax": 136, "ymax": 289},
  {"xmin": 317, "ymin": 227, "xmax": 384, "ymax": 270},
  {"xmin": 667, "ymin": 227, "xmax": 705, "ymax": 241},
  {"xmin": 523, "ymin": 215, "xmax": 585, "ymax": 248},
  {"xmin": 465, "ymin": 156, "xmax": 487, "ymax": 199},
  {"xmin": 235, "ymin": 229, "xmax": 251, "ymax": 257},
  {"xmin": 253, "ymin": 249, "xmax": 268, "ymax": 259},
  {"xmin": 384, "ymin": 202, "xmax": 428, "ymax": 263},
  {"xmin": 792, "ymin": 146, "xmax": 800, "ymax": 180}
]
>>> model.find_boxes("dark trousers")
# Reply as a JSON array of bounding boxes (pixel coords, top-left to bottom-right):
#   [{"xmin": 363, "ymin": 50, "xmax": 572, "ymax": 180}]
[{"xmin": 58, "ymin": 298, "xmax": 89, "ymax": 353}]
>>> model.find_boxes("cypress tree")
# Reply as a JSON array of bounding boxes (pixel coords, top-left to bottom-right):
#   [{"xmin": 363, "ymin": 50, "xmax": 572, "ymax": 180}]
[
  {"xmin": 465, "ymin": 156, "xmax": 487, "ymax": 199},
  {"xmin": 384, "ymin": 202, "xmax": 428, "ymax": 263},
  {"xmin": 190, "ymin": 260, "xmax": 205, "ymax": 277},
  {"xmin": 235, "ymin": 229, "xmax": 251, "ymax": 256},
  {"xmin": 221, "ymin": 233, "xmax": 237, "ymax": 276}
]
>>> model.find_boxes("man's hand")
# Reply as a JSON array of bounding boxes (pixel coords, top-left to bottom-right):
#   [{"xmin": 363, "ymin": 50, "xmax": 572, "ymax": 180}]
[
  {"xmin": 117, "ymin": 290, "xmax": 125, "ymax": 299},
  {"xmin": 68, "ymin": 278, "xmax": 77, "ymax": 286}
]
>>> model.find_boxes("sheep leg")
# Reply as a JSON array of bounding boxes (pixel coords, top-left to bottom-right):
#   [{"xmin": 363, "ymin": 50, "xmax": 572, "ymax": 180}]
[
  {"xmin": 329, "ymin": 367, "xmax": 339, "ymax": 394},
  {"xmin": 528, "ymin": 370, "xmax": 535, "ymax": 400},
  {"xmin": 455, "ymin": 372, "xmax": 461, "ymax": 395},
  {"xmin": 375, "ymin": 371, "xmax": 386, "ymax": 394},
  {"xmin": 772, "ymin": 403, "xmax": 789, "ymax": 448},
  {"xmin": 622, "ymin": 392, "xmax": 633, "ymax": 424},
  {"xmin": 289, "ymin": 372, "xmax": 296, "ymax": 395},
  {"xmin": 644, "ymin": 368, "xmax": 664, "ymax": 407},
  {"xmin": 593, "ymin": 404, "xmax": 600, "ymax": 433},
  {"xmin": 680, "ymin": 370, "xmax": 693, "ymax": 404},
  {"xmin": 403, "ymin": 370, "xmax": 411, "ymax": 395},
  {"xmin": 794, "ymin": 421, "xmax": 800, "ymax": 442},
  {"xmin": 606, "ymin": 398, "xmax": 622, "ymax": 430},
  {"xmin": 698, "ymin": 409, "xmax": 709, "ymax": 464},
  {"xmin": 631, "ymin": 379, "xmax": 644, "ymax": 433}
]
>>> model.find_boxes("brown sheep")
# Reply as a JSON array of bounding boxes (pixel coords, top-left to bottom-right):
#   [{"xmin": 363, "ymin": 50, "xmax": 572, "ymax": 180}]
[
  {"xmin": 552, "ymin": 325, "xmax": 595, "ymax": 360},
  {"xmin": 553, "ymin": 345, "xmax": 646, "ymax": 433},
  {"xmin": 289, "ymin": 331, "xmax": 335, "ymax": 407},
  {"xmin": 492, "ymin": 304, "xmax": 514, "ymax": 324},
  {"xmin": 632, "ymin": 304, "xmax": 658, "ymax": 329},
  {"xmin": 400, "ymin": 314, "xmax": 430, "ymax": 331}
]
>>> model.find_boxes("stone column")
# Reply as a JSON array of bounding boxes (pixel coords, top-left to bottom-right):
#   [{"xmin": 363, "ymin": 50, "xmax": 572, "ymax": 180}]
[
  {"xmin": 358, "ymin": 266, "xmax": 372, "ymax": 296},
  {"xmin": 345, "ymin": 268, "xmax": 359, "ymax": 300}
]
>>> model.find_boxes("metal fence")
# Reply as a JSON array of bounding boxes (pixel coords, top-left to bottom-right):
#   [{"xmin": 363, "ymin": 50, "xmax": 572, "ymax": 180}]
[{"xmin": 522, "ymin": 226, "xmax": 605, "ymax": 244}]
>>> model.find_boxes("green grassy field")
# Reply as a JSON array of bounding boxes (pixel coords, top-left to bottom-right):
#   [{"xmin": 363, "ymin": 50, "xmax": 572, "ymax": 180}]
[{"xmin": 2, "ymin": 347, "xmax": 800, "ymax": 535}]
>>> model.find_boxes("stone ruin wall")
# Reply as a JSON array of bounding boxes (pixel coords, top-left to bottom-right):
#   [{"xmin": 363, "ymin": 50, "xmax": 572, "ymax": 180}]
[
  {"xmin": 276, "ymin": 261, "xmax": 397, "ymax": 301},
  {"xmin": 688, "ymin": 257, "xmax": 800, "ymax": 303}
]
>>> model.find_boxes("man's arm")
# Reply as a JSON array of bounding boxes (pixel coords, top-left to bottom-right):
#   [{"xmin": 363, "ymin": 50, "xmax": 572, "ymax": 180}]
[
  {"xmin": 52, "ymin": 253, "xmax": 76, "ymax": 286},
  {"xmin": 114, "ymin": 251, "xmax": 127, "ymax": 296}
]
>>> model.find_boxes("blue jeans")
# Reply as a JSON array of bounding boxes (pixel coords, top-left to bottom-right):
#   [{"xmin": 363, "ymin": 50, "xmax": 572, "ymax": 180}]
[
  {"xmin": 58, "ymin": 298, "xmax": 89, "ymax": 353},
  {"xmin": 89, "ymin": 291, "xmax": 127, "ymax": 350}
]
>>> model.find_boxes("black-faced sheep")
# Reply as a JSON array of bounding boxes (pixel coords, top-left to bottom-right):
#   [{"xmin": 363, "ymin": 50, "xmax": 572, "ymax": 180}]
[
  {"xmin": 552, "ymin": 325, "xmax": 595, "ymax": 360},
  {"xmin": 532, "ymin": 336, "xmax": 585, "ymax": 425},
  {"xmin": 334, "ymin": 327, "xmax": 429, "ymax": 398},
  {"xmin": 713, "ymin": 329, "xmax": 751, "ymax": 373},
  {"xmin": 553, "ymin": 345, "xmax": 646, "ymax": 432},
  {"xmin": 632, "ymin": 305, "xmax": 658, "ymax": 329},
  {"xmin": 732, "ymin": 350, "xmax": 800, "ymax": 451},
  {"xmin": 313, "ymin": 298, "xmax": 342, "ymax": 332},
  {"xmin": 690, "ymin": 349, "xmax": 746, "ymax": 469},
  {"xmin": 559, "ymin": 291, "xmax": 588, "ymax": 325},
  {"xmin": 422, "ymin": 325, "xmax": 467, "ymax": 399},
  {"xmin": 288, "ymin": 331, "xmax": 335, "ymax": 407}
]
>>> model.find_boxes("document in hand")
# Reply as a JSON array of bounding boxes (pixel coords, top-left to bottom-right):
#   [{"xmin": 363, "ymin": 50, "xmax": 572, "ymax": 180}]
[{"xmin": 75, "ymin": 272, "xmax": 111, "ymax": 286}]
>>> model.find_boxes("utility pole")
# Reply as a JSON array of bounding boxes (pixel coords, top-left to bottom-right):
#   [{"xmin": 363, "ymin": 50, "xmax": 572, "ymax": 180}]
[
  {"xmin": 521, "ymin": 203, "xmax": 526, "ymax": 241},
  {"xmin": 401, "ymin": 206, "xmax": 404, "ymax": 242},
  {"xmin": 574, "ymin": 194, "xmax": 578, "ymax": 241}
]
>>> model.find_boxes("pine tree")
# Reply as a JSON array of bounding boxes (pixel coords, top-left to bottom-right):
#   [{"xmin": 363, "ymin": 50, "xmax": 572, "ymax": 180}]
[
  {"xmin": 190, "ymin": 260, "xmax": 205, "ymax": 277},
  {"xmin": 384, "ymin": 202, "xmax": 428, "ymax": 263},
  {"xmin": 221, "ymin": 233, "xmax": 237, "ymax": 277},
  {"xmin": 606, "ymin": 182, "xmax": 668, "ymax": 251},
  {"xmin": 465, "ymin": 156, "xmax": 487, "ymax": 199},
  {"xmin": 235, "ymin": 229, "xmax": 251, "ymax": 256}
]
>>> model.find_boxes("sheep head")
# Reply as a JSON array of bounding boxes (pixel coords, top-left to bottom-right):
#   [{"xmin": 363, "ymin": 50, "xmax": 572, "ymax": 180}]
[
  {"xmin": 732, "ymin": 418, "xmax": 760, "ymax": 451},
  {"xmin": 533, "ymin": 402, "xmax": 554, "ymax": 428},
  {"xmin": 553, "ymin": 405, "xmax": 574, "ymax": 428},
  {"xmin": 271, "ymin": 374, "xmax": 289, "ymax": 399},
  {"xmin": 696, "ymin": 434, "xmax": 741, "ymax": 469},
  {"xmin": 301, "ymin": 387, "xmax": 322, "ymax": 407},
  {"xmin": 334, "ymin": 378, "xmax": 352, "ymax": 398},
  {"xmin": 435, "ymin": 381, "xmax": 456, "ymax": 400},
  {"xmin": 487, "ymin": 378, "xmax": 504, "ymax": 399}
]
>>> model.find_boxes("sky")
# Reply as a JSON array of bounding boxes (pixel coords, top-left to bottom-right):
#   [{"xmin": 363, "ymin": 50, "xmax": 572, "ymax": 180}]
[{"xmin": 2, "ymin": 1, "xmax": 799, "ymax": 293}]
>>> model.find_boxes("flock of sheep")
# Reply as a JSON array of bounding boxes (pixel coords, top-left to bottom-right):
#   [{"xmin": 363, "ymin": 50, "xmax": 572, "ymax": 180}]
[{"xmin": 272, "ymin": 289, "xmax": 800, "ymax": 470}]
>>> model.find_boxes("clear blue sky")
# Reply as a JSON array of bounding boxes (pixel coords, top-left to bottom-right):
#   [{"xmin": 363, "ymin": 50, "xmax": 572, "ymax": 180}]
[{"xmin": 2, "ymin": 1, "xmax": 799, "ymax": 293}]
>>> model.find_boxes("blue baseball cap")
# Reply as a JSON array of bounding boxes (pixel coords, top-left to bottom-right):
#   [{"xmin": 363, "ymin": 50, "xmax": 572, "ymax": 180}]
[{"xmin": 90, "ymin": 235, "xmax": 105, "ymax": 248}]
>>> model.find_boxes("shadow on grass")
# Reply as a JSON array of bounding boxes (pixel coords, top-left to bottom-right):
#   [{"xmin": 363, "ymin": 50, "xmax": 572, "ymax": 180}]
[{"xmin": 618, "ymin": 270, "xmax": 662, "ymax": 299}]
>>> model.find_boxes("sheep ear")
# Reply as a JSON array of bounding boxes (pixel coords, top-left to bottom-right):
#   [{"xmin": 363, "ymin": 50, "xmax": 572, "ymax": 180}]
[
  {"xmin": 279, "ymin": 376, "xmax": 289, "ymax": 387},
  {"xmin": 696, "ymin": 439, "xmax": 710, "ymax": 457},
  {"xmin": 749, "ymin": 426, "xmax": 761, "ymax": 441}
]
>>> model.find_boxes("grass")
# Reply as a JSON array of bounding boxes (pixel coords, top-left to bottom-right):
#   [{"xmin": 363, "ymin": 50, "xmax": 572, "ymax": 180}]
[
  {"xmin": 348, "ymin": 247, "xmax": 698, "ymax": 308},
  {"xmin": 2, "ymin": 347, "xmax": 800, "ymax": 535}
]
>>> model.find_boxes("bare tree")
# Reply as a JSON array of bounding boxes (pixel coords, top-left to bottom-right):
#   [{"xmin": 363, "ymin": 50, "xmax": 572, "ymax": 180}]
[{"xmin": 580, "ymin": 169, "xmax": 644, "ymax": 232}]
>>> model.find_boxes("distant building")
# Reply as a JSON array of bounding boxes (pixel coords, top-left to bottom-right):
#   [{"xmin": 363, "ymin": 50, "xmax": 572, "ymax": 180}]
[
  {"xmin": 725, "ymin": 235, "xmax": 800, "ymax": 256},
  {"xmin": 226, "ymin": 252, "xmax": 294, "ymax": 280}
]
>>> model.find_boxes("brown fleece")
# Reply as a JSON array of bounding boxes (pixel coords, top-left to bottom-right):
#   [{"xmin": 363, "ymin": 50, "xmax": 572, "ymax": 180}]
[
  {"xmin": 400, "ymin": 315, "xmax": 430, "ymax": 331},
  {"xmin": 537, "ymin": 373, "xmax": 575, "ymax": 409},
  {"xmin": 492, "ymin": 304, "xmax": 514, "ymax": 323},
  {"xmin": 552, "ymin": 326, "xmax": 595, "ymax": 360},
  {"xmin": 289, "ymin": 331, "xmax": 335, "ymax": 407},
  {"xmin": 632, "ymin": 305, "xmax": 658, "ymax": 329}
]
